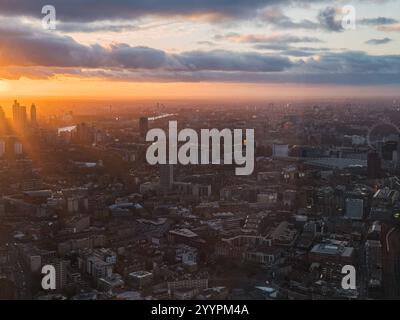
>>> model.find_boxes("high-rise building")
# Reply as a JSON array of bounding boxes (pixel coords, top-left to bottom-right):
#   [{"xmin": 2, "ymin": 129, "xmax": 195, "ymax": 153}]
[
  {"xmin": 14, "ymin": 141, "xmax": 23, "ymax": 155},
  {"xmin": 345, "ymin": 198, "xmax": 364, "ymax": 220},
  {"xmin": 76, "ymin": 123, "xmax": 94, "ymax": 145},
  {"xmin": 159, "ymin": 164, "xmax": 174, "ymax": 192},
  {"xmin": 0, "ymin": 139, "xmax": 5, "ymax": 158},
  {"xmin": 368, "ymin": 151, "xmax": 381, "ymax": 179},
  {"xmin": 50, "ymin": 259, "xmax": 70, "ymax": 291},
  {"xmin": 0, "ymin": 106, "xmax": 5, "ymax": 121},
  {"xmin": 0, "ymin": 106, "xmax": 6, "ymax": 135},
  {"xmin": 139, "ymin": 117, "xmax": 149, "ymax": 139},
  {"xmin": 30, "ymin": 104, "xmax": 37, "ymax": 125},
  {"xmin": 365, "ymin": 240, "xmax": 382, "ymax": 290},
  {"xmin": 12, "ymin": 100, "xmax": 27, "ymax": 129}
]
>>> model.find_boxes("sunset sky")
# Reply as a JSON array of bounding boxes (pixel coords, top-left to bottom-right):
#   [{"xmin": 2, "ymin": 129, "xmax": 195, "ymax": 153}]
[{"xmin": 0, "ymin": 0, "xmax": 400, "ymax": 101}]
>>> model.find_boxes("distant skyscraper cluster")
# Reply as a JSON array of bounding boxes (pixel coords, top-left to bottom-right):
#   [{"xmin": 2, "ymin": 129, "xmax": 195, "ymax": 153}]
[
  {"xmin": 0, "ymin": 100, "xmax": 39, "ymax": 159},
  {"xmin": 11, "ymin": 100, "xmax": 37, "ymax": 130}
]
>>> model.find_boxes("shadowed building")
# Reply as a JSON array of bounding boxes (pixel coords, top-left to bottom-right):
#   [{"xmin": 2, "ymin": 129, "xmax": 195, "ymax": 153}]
[
  {"xmin": 30, "ymin": 104, "xmax": 37, "ymax": 125},
  {"xmin": 368, "ymin": 151, "xmax": 381, "ymax": 179},
  {"xmin": 159, "ymin": 164, "xmax": 174, "ymax": 193}
]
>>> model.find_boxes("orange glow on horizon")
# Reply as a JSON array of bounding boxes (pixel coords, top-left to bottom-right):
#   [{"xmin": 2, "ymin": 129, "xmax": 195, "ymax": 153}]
[{"xmin": 0, "ymin": 77, "xmax": 398, "ymax": 106}]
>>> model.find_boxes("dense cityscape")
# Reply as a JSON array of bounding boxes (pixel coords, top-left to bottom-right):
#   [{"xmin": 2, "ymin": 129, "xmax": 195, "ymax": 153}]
[
  {"xmin": 1, "ymin": 0, "xmax": 400, "ymax": 306},
  {"xmin": 1, "ymin": 98, "xmax": 400, "ymax": 300}
]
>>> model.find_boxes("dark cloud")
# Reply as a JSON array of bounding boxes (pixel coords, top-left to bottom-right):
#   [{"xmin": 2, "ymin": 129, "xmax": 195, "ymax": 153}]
[
  {"xmin": 259, "ymin": 7, "xmax": 398, "ymax": 32},
  {"xmin": 177, "ymin": 50, "xmax": 292, "ymax": 72},
  {"xmin": 1, "ymin": 21, "xmax": 399, "ymax": 86},
  {"xmin": 366, "ymin": 37, "xmax": 392, "ymax": 45},
  {"xmin": 300, "ymin": 51, "xmax": 400, "ymax": 75},
  {"xmin": 220, "ymin": 32, "xmax": 325, "ymax": 57},
  {"xmin": 0, "ymin": 23, "xmax": 291, "ymax": 72},
  {"xmin": 215, "ymin": 33, "xmax": 322, "ymax": 44},
  {"xmin": 0, "ymin": 24, "xmax": 106, "ymax": 68},
  {"xmin": 360, "ymin": 17, "xmax": 398, "ymax": 26},
  {"xmin": 318, "ymin": 7, "xmax": 343, "ymax": 32},
  {"xmin": 260, "ymin": 7, "xmax": 317, "ymax": 29},
  {"xmin": 255, "ymin": 44, "xmax": 331, "ymax": 57},
  {"xmin": 0, "ymin": 0, "xmax": 302, "ymax": 22},
  {"xmin": 281, "ymin": 49, "xmax": 317, "ymax": 57}
]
